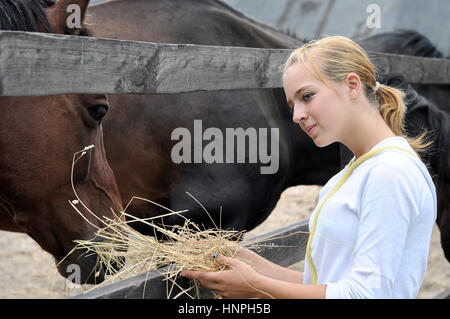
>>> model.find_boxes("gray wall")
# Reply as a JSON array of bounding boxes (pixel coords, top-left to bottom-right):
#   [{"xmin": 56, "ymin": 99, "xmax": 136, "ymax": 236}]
[
  {"xmin": 88, "ymin": 0, "xmax": 449, "ymax": 56},
  {"xmin": 223, "ymin": 0, "xmax": 449, "ymax": 57}
]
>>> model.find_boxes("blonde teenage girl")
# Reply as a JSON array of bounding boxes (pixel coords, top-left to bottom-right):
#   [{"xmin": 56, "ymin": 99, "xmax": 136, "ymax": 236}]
[{"xmin": 181, "ymin": 36, "xmax": 437, "ymax": 299}]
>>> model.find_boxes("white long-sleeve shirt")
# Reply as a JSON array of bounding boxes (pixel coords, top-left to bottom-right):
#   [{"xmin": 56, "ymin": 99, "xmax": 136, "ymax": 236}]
[{"xmin": 302, "ymin": 136, "xmax": 437, "ymax": 298}]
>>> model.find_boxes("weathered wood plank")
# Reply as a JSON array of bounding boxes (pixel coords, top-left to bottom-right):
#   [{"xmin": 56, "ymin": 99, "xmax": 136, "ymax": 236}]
[
  {"xmin": 71, "ymin": 264, "xmax": 215, "ymax": 299},
  {"xmin": 0, "ymin": 31, "xmax": 449, "ymax": 97},
  {"xmin": 368, "ymin": 52, "xmax": 450, "ymax": 85},
  {"xmin": 243, "ymin": 219, "xmax": 309, "ymax": 269},
  {"xmin": 71, "ymin": 220, "xmax": 309, "ymax": 299},
  {"xmin": 0, "ymin": 31, "xmax": 288, "ymax": 96}
]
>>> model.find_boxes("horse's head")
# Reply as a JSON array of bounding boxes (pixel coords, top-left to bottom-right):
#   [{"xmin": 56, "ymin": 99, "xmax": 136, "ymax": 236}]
[{"xmin": 0, "ymin": 0, "xmax": 124, "ymax": 284}]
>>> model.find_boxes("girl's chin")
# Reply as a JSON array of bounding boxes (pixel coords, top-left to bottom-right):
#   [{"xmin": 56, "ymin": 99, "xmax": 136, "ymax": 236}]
[
  {"xmin": 312, "ymin": 137, "xmax": 334, "ymax": 148},
  {"xmin": 314, "ymin": 140, "xmax": 326, "ymax": 147}
]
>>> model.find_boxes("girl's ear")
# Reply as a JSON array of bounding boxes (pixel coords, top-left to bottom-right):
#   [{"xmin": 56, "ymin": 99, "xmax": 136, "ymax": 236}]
[{"xmin": 345, "ymin": 72, "xmax": 362, "ymax": 100}]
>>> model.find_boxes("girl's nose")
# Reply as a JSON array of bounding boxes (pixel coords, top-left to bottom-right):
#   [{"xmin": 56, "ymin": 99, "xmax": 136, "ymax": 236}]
[{"xmin": 292, "ymin": 105, "xmax": 307, "ymax": 124}]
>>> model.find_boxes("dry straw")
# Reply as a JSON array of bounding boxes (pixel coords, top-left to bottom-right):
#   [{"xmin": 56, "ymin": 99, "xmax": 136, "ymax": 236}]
[
  {"xmin": 71, "ymin": 199, "xmax": 258, "ymax": 299},
  {"xmin": 64, "ymin": 145, "xmax": 266, "ymax": 298}
]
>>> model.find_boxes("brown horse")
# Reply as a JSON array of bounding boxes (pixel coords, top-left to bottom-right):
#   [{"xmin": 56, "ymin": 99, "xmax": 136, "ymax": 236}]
[
  {"xmin": 0, "ymin": 0, "xmax": 123, "ymax": 284},
  {"xmin": 85, "ymin": 0, "xmax": 337, "ymax": 235},
  {"xmin": 85, "ymin": 0, "xmax": 449, "ymax": 261}
]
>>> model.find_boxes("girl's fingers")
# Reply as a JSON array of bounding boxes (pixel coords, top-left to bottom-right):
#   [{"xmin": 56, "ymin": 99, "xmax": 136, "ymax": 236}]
[
  {"xmin": 181, "ymin": 270, "xmax": 220, "ymax": 283},
  {"xmin": 215, "ymin": 254, "xmax": 237, "ymax": 267},
  {"xmin": 180, "ymin": 270, "xmax": 196, "ymax": 278},
  {"xmin": 181, "ymin": 270, "xmax": 223, "ymax": 292}
]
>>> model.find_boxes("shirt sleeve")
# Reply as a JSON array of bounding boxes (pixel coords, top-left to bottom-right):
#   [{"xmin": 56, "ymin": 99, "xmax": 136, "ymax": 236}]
[{"xmin": 325, "ymin": 162, "xmax": 420, "ymax": 299}]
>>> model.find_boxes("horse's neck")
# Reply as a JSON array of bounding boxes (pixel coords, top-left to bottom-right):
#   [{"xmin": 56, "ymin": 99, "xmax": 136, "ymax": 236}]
[
  {"xmin": 88, "ymin": 0, "xmax": 303, "ymax": 49},
  {"xmin": 212, "ymin": 0, "xmax": 304, "ymax": 48}
]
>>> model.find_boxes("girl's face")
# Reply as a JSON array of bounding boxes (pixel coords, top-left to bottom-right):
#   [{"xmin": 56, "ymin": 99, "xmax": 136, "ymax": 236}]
[{"xmin": 283, "ymin": 61, "xmax": 350, "ymax": 147}]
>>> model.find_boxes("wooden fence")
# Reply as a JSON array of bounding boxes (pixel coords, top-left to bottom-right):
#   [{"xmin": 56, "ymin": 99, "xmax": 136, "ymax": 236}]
[
  {"xmin": 1, "ymin": 30, "xmax": 448, "ymax": 299},
  {"xmin": 1, "ymin": 31, "xmax": 449, "ymax": 97}
]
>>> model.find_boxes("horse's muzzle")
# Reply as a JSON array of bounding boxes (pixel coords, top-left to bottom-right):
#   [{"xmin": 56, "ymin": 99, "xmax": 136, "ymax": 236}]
[{"xmin": 57, "ymin": 239, "xmax": 126, "ymax": 285}]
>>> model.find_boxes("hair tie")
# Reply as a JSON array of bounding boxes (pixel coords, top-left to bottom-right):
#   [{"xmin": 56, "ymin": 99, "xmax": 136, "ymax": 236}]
[
  {"xmin": 303, "ymin": 39, "xmax": 317, "ymax": 48},
  {"xmin": 374, "ymin": 81, "xmax": 380, "ymax": 92}
]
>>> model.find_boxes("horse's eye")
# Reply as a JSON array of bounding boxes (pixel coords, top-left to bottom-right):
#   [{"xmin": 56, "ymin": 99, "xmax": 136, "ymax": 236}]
[{"xmin": 88, "ymin": 105, "xmax": 108, "ymax": 122}]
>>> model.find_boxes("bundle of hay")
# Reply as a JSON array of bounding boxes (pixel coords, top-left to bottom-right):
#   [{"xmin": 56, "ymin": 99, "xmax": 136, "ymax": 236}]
[
  {"xmin": 69, "ymin": 195, "xmax": 259, "ymax": 298},
  {"xmin": 67, "ymin": 148, "xmax": 259, "ymax": 298}
]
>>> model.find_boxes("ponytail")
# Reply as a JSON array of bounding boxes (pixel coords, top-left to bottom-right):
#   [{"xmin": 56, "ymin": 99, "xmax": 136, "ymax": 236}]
[{"xmin": 375, "ymin": 83, "xmax": 432, "ymax": 157}]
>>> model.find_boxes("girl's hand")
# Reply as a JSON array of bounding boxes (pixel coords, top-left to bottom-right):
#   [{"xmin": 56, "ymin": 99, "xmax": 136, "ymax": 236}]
[
  {"xmin": 181, "ymin": 254, "xmax": 269, "ymax": 299},
  {"xmin": 233, "ymin": 247, "xmax": 269, "ymax": 273},
  {"xmin": 234, "ymin": 248, "xmax": 303, "ymax": 284}
]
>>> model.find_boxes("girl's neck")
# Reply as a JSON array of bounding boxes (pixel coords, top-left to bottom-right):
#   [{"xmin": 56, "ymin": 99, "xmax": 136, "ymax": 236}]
[{"xmin": 341, "ymin": 107, "xmax": 396, "ymax": 160}]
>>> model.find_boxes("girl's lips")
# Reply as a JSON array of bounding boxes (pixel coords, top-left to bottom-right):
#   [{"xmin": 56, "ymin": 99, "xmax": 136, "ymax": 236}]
[{"xmin": 306, "ymin": 124, "xmax": 316, "ymax": 134}]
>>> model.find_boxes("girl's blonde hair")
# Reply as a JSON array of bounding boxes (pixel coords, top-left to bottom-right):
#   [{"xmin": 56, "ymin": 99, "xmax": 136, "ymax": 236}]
[{"xmin": 283, "ymin": 36, "xmax": 431, "ymax": 156}]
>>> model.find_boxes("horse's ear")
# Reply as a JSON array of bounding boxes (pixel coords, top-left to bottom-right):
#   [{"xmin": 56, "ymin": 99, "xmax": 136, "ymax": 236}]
[{"xmin": 45, "ymin": 0, "xmax": 90, "ymax": 35}]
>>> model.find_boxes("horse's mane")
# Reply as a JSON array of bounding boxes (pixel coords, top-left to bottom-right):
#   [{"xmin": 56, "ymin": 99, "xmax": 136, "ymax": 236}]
[
  {"xmin": 0, "ymin": 0, "xmax": 91, "ymax": 36},
  {"xmin": 397, "ymin": 29, "xmax": 444, "ymax": 58},
  {"xmin": 361, "ymin": 29, "xmax": 446, "ymax": 58},
  {"xmin": 393, "ymin": 29, "xmax": 445, "ymax": 58},
  {"xmin": 0, "ymin": 0, "xmax": 55, "ymax": 32}
]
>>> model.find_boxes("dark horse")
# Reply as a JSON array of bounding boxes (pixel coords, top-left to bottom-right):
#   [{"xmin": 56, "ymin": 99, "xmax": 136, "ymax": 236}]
[
  {"xmin": 85, "ymin": 0, "xmax": 449, "ymax": 261},
  {"xmin": 0, "ymin": 0, "xmax": 124, "ymax": 284},
  {"xmin": 86, "ymin": 0, "xmax": 335, "ymax": 233}
]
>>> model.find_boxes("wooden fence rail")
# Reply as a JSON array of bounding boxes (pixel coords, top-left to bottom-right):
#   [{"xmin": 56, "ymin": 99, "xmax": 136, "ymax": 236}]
[{"xmin": 1, "ymin": 31, "xmax": 449, "ymax": 97}]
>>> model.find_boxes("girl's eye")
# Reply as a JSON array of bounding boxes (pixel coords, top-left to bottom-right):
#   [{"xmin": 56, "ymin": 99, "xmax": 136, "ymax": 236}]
[{"xmin": 303, "ymin": 93, "xmax": 314, "ymax": 101}]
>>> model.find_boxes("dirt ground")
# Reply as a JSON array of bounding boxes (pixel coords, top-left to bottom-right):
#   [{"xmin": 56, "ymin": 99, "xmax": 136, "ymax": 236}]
[{"xmin": 0, "ymin": 185, "xmax": 448, "ymax": 298}]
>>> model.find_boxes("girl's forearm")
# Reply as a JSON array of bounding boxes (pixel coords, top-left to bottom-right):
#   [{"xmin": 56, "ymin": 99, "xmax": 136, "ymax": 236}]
[
  {"xmin": 251, "ymin": 274, "xmax": 326, "ymax": 299},
  {"xmin": 240, "ymin": 249, "xmax": 303, "ymax": 284},
  {"xmin": 259, "ymin": 260, "xmax": 304, "ymax": 284}
]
